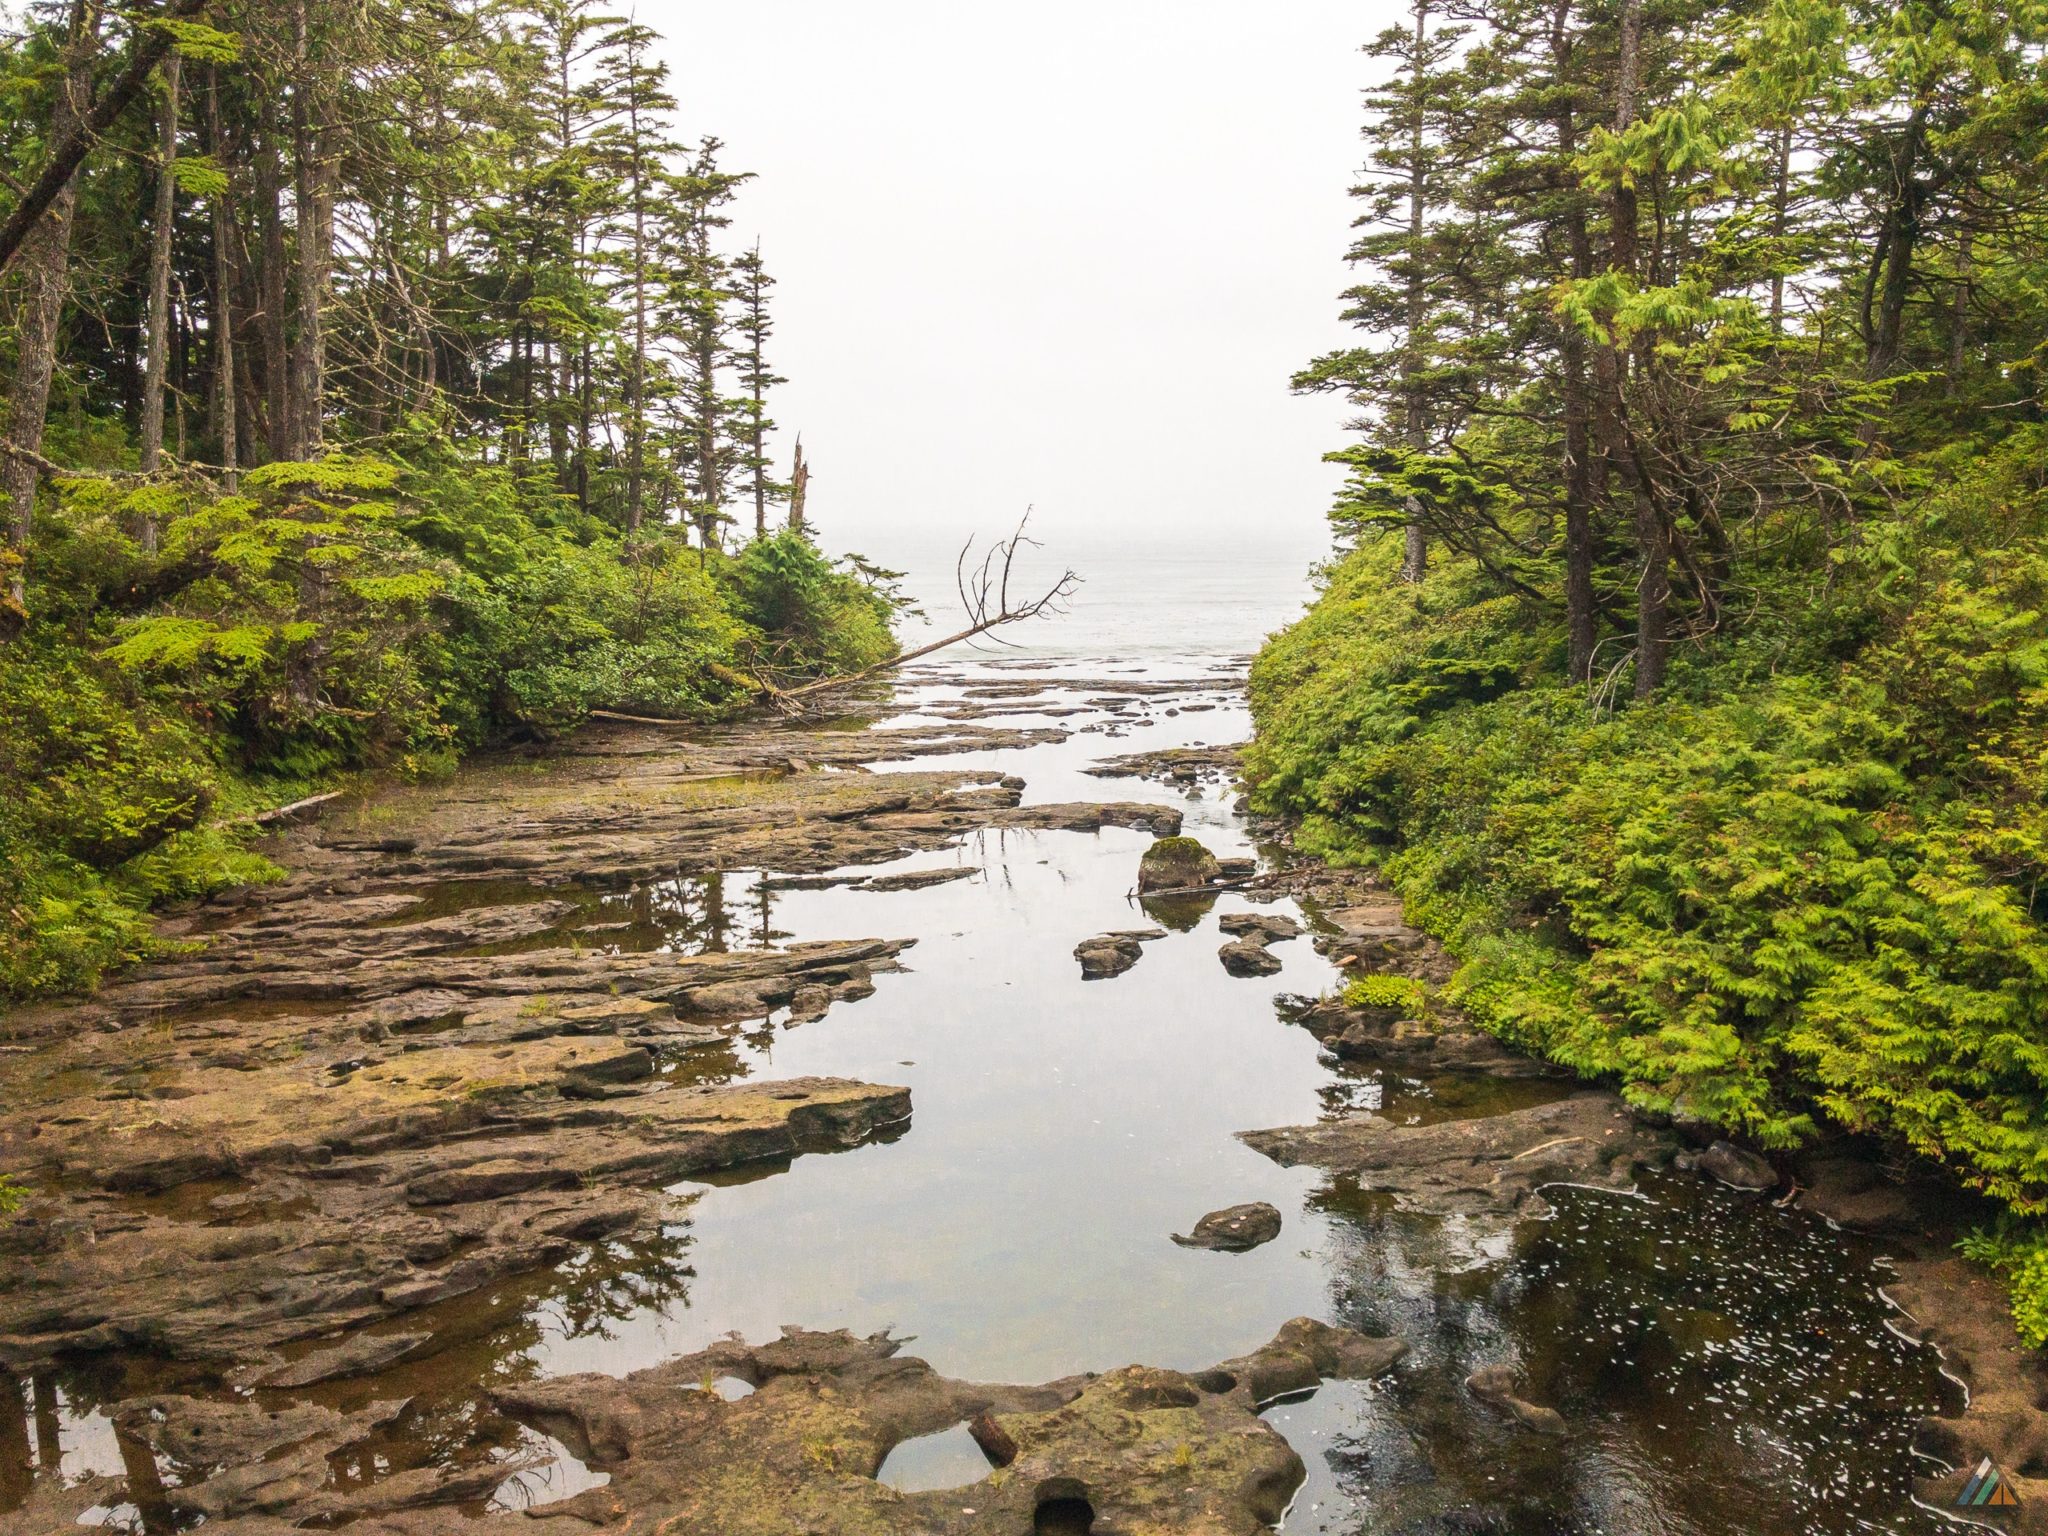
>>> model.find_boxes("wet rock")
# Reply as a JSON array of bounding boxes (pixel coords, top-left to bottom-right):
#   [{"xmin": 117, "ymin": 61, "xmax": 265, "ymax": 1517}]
[
  {"xmin": 1172, "ymin": 1201, "xmax": 1282, "ymax": 1252},
  {"xmin": 1467, "ymin": 1364, "xmax": 1566, "ymax": 1435},
  {"xmin": 1894, "ymin": 1255, "xmax": 2048, "ymax": 1523},
  {"xmin": 1084, "ymin": 743, "xmax": 1243, "ymax": 786},
  {"xmin": 1137, "ymin": 835, "xmax": 1222, "ymax": 893},
  {"xmin": 245, "ymin": 1328, "xmax": 431, "ymax": 1388},
  {"xmin": 1697, "ymin": 1139, "xmax": 1776, "ymax": 1191},
  {"xmin": 859, "ymin": 866, "xmax": 977, "ymax": 891},
  {"xmin": 1212, "ymin": 1317, "xmax": 1408, "ymax": 1404},
  {"xmin": 111, "ymin": 1395, "xmax": 409, "ymax": 1521},
  {"xmin": 0, "ymin": 1076, "xmax": 907, "ymax": 1370},
  {"xmin": 44, "ymin": 1316, "xmax": 1404, "ymax": 1535},
  {"xmin": 1218, "ymin": 937, "xmax": 1283, "ymax": 977},
  {"xmin": 1244, "ymin": 1092, "xmax": 1672, "ymax": 1222},
  {"xmin": 1791, "ymin": 1150, "xmax": 1919, "ymax": 1233},
  {"xmin": 1219, "ymin": 911, "xmax": 1300, "ymax": 944},
  {"xmin": 1073, "ymin": 928, "xmax": 1165, "ymax": 980}
]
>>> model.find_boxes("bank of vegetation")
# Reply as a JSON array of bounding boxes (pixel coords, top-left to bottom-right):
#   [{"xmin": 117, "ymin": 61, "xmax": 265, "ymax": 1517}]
[
  {"xmin": 1247, "ymin": 0, "xmax": 2048, "ymax": 1335},
  {"xmin": 0, "ymin": 0, "xmax": 899, "ymax": 1000}
]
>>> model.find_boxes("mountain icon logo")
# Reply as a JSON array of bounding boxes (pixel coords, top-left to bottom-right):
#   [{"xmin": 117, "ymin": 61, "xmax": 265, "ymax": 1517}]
[{"xmin": 1958, "ymin": 1457, "xmax": 2022, "ymax": 1508}]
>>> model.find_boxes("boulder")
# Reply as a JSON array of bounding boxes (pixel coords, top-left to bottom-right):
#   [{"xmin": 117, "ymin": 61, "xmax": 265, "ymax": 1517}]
[
  {"xmin": 1073, "ymin": 928, "xmax": 1166, "ymax": 981},
  {"xmin": 1137, "ymin": 835, "xmax": 1222, "ymax": 893},
  {"xmin": 1219, "ymin": 938, "xmax": 1283, "ymax": 977},
  {"xmin": 1697, "ymin": 1139, "xmax": 1776, "ymax": 1191},
  {"xmin": 1172, "ymin": 1201, "xmax": 1283, "ymax": 1252},
  {"xmin": 1219, "ymin": 912, "xmax": 1301, "ymax": 944}
]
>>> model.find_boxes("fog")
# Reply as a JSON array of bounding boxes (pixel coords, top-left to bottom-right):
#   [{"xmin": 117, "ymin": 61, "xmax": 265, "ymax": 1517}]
[{"xmin": 643, "ymin": 0, "xmax": 1397, "ymax": 576}]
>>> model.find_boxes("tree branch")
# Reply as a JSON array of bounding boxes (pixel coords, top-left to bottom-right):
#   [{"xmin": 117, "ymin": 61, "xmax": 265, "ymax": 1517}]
[{"xmin": 0, "ymin": 0, "xmax": 211, "ymax": 277}]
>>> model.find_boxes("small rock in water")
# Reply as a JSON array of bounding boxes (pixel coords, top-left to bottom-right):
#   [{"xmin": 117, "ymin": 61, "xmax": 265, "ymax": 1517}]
[
  {"xmin": 1467, "ymin": 1364, "xmax": 1567, "ymax": 1435},
  {"xmin": 1218, "ymin": 911, "xmax": 1300, "ymax": 944},
  {"xmin": 1137, "ymin": 835, "xmax": 1222, "ymax": 893},
  {"xmin": 1173, "ymin": 1201, "xmax": 1283, "ymax": 1252},
  {"xmin": 1074, "ymin": 928, "xmax": 1166, "ymax": 980},
  {"xmin": 1698, "ymin": 1139, "xmax": 1777, "ymax": 1191},
  {"xmin": 1218, "ymin": 938, "xmax": 1283, "ymax": 977}
]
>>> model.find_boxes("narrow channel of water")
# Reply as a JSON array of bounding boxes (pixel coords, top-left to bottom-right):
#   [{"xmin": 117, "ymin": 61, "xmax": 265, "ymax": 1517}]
[{"xmin": 9, "ymin": 652, "xmax": 1960, "ymax": 1534}]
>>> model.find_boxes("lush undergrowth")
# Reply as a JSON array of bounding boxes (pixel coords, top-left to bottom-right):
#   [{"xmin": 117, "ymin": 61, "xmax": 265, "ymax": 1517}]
[
  {"xmin": 0, "ymin": 441, "xmax": 895, "ymax": 1002},
  {"xmin": 1249, "ymin": 425, "xmax": 2048, "ymax": 1341}
]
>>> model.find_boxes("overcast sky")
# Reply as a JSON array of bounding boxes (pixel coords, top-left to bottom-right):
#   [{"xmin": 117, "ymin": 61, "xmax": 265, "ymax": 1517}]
[{"xmin": 641, "ymin": 0, "xmax": 1396, "ymax": 569}]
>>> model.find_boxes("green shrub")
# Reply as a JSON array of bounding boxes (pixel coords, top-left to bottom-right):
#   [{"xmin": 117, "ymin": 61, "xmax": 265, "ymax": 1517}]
[
  {"xmin": 1342, "ymin": 973, "xmax": 1429, "ymax": 1014},
  {"xmin": 1249, "ymin": 428, "xmax": 2048, "ymax": 1215},
  {"xmin": 2, "ymin": 443, "xmax": 900, "ymax": 1001}
]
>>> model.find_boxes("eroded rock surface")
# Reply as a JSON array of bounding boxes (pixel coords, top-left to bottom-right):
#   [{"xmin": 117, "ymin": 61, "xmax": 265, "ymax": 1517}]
[
  {"xmin": 1218, "ymin": 938, "xmax": 1284, "ymax": 977},
  {"xmin": 1244, "ymin": 1092, "xmax": 1672, "ymax": 1222},
  {"xmin": 0, "ymin": 710, "xmax": 1173, "ymax": 1387},
  {"xmin": 11, "ymin": 1321, "xmax": 1405, "ymax": 1535}
]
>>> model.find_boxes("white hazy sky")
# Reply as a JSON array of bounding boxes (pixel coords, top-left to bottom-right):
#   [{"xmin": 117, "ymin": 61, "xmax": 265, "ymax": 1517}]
[{"xmin": 640, "ymin": 0, "xmax": 1397, "ymax": 569}]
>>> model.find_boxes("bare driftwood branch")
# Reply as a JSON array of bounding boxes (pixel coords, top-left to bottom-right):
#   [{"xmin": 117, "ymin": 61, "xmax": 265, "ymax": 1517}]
[
  {"xmin": 249, "ymin": 790, "xmax": 345, "ymax": 825},
  {"xmin": 591, "ymin": 516, "xmax": 1079, "ymax": 726},
  {"xmin": 771, "ymin": 515, "xmax": 1078, "ymax": 706}
]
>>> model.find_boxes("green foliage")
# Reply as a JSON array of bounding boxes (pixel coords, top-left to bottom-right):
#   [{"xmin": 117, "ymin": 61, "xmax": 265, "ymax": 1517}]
[
  {"xmin": 725, "ymin": 531, "xmax": 897, "ymax": 680},
  {"xmin": 1251, "ymin": 426, "xmax": 2048, "ymax": 1227},
  {"xmin": 1342, "ymin": 973, "xmax": 1430, "ymax": 1014},
  {"xmin": 0, "ymin": 1175, "xmax": 24, "ymax": 1215},
  {"xmin": 1959, "ymin": 1223, "xmax": 2048, "ymax": 1349},
  {"xmin": 3, "ymin": 448, "xmax": 895, "ymax": 1002}
]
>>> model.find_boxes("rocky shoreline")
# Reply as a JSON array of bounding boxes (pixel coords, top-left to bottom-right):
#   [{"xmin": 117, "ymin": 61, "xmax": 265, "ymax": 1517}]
[{"xmin": 1, "ymin": 669, "xmax": 2041, "ymax": 1533}]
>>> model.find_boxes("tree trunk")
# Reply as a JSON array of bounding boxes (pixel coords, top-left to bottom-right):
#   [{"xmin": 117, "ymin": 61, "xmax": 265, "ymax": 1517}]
[
  {"xmin": 1865, "ymin": 104, "xmax": 1928, "ymax": 379},
  {"xmin": 288, "ymin": 1, "xmax": 330, "ymax": 458},
  {"xmin": 255, "ymin": 127, "xmax": 289, "ymax": 456},
  {"xmin": 625, "ymin": 70, "xmax": 647, "ymax": 538},
  {"xmin": 140, "ymin": 50, "xmax": 182, "ymax": 532},
  {"xmin": 1551, "ymin": 1, "xmax": 1597, "ymax": 685},
  {"xmin": 2, "ymin": 0, "xmax": 95, "ymax": 624},
  {"xmin": 788, "ymin": 437, "xmax": 808, "ymax": 532},
  {"xmin": 750, "ymin": 275, "xmax": 766, "ymax": 541},
  {"xmin": 0, "ymin": 0, "xmax": 207, "ymax": 277},
  {"xmin": 1947, "ymin": 228, "xmax": 1972, "ymax": 392},
  {"xmin": 1768, "ymin": 125, "xmax": 1791, "ymax": 336},
  {"xmin": 1398, "ymin": 0, "xmax": 1430, "ymax": 585},
  {"xmin": 1609, "ymin": 0, "xmax": 1666, "ymax": 699}
]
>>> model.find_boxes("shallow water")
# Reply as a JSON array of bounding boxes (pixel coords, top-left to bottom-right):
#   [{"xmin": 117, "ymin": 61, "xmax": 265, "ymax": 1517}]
[{"xmin": 8, "ymin": 651, "xmax": 1961, "ymax": 1534}]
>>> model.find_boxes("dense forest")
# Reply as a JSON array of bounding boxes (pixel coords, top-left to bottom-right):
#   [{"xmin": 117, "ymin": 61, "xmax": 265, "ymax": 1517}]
[
  {"xmin": 0, "ymin": 0, "xmax": 899, "ymax": 1000},
  {"xmin": 1248, "ymin": 0, "xmax": 2048, "ymax": 1336}
]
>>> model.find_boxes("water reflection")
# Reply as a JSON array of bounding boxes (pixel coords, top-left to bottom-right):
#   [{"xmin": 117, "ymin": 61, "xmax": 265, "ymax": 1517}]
[{"xmin": 1273, "ymin": 1173, "xmax": 1959, "ymax": 1535}]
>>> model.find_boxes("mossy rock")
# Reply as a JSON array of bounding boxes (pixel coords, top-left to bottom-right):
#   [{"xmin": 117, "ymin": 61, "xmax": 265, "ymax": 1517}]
[{"xmin": 1138, "ymin": 836, "xmax": 1221, "ymax": 894}]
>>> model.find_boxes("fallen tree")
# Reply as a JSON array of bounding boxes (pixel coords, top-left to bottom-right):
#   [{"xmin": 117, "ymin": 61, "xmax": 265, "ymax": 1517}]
[{"xmin": 596, "ymin": 517, "xmax": 1081, "ymax": 723}]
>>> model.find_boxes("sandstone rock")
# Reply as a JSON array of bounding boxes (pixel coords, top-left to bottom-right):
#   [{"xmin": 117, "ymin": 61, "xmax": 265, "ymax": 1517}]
[
  {"xmin": 1072, "ymin": 928, "xmax": 1166, "ymax": 980},
  {"xmin": 1172, "ymin": 1201, "xmax": 1283, "ymax": 1252},
  {"xmin": 246, "ymin": 1328, "xmax": 431, "ymax": 1388},
  {"xmin": 1219, "ymin": 937, "xmax": 1283, "ymax": 977},
  {"xmin": 1244, "ymin": 1092, "xmax": 1673, "ymax": 1222},
  {"xmin": 1219, "ymin": 911, "xmax": 1298, "ymax": 943},
  {"xmin": 1137, "ymin": 835, "xmax": 1222, "ymax": 893},
  {"xmin": 859, "ymin": 866, "xmax": 977, "ymax": 892}
]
